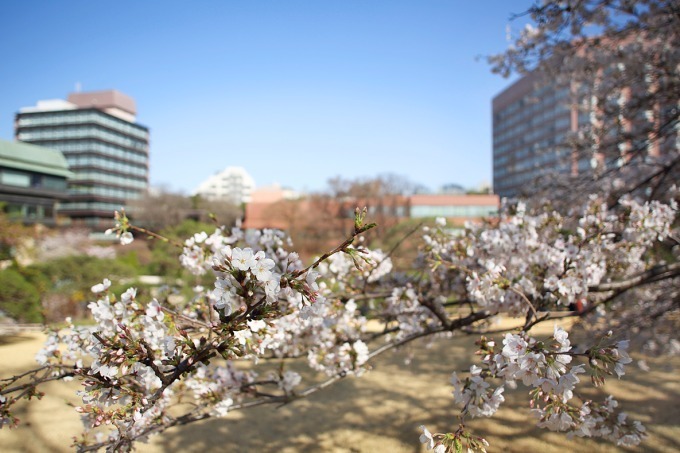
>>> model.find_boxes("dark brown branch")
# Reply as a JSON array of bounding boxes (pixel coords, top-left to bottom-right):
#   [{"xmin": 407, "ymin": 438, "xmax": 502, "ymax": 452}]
[
  {"xmin": 419, "ymin": 296, "xmax": 452, "ymax": 329},
  {"xmin": 589, "ymin": 262, "xmax": 680, "ymax": 292},
  {"xmin": 1, "ymin": 367, "xmax": 78, "ymax": 395}
]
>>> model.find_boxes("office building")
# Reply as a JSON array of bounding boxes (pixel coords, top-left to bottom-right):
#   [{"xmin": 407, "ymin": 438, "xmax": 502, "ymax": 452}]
[
  {"xmin": 492, "ymin": 72, "xmax": 586, "ymax": 198},
  {"xmin": 15, "ymin": 90, "xmax": 150, "ymax": 227},
  {"xmin": 0, "ymin": 139, "xmax": 72, "ymax": 225},
  {"xmin": 493, "ymin": 66, "xmax": 678, "ymax": 199}
]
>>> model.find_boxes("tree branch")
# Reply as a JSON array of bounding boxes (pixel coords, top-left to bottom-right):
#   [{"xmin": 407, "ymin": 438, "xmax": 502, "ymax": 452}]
[{"xmin": 589, "ymin": 262, "xmax": 680, "ymax": 292}]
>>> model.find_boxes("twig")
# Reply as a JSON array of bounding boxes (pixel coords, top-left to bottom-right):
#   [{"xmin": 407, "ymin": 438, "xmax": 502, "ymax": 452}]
[{"xmin": 128, "ymin": 224, "xmax": 184, "ymax": 248}]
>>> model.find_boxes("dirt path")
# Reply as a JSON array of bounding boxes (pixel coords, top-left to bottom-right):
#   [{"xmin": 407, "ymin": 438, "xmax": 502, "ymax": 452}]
[{"xmin": 1, "ymin": 320, "xmax": 678, "ymax": 452}]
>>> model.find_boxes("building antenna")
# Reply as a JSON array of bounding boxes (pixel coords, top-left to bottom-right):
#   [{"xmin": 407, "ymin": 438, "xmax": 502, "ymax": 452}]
[{"xmin": 75, "ymin": 81, "xmax": 82, "ymax": 92}]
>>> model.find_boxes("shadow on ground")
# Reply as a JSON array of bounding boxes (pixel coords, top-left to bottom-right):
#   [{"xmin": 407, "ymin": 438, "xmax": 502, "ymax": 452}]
[
  {"xmin": 153, "ymin": 330, "xmax": 680, "ymax": 453},
  {"xmin": 1, "ymin": 324, "xmax": 678, "ymax": 453}
]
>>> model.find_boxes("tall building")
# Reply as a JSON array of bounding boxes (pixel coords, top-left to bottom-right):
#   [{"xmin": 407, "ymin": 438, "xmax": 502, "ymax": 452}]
[
  {"xmin": 193, "ymin": 166, "xmax": 255, "ymax": 205},
  {"xmin": 492, "ymin": 72, "xmax": 587, "ymax": 198},
  {"xmin": 15, "ymin": 90, "xmax": 150, "ymax": 227},
  {"xmin": 492, "ymin": 68, "xmax": 678, "ymax": 199},
  {"xmin": 0, "ymin": 139, "xmax": 72, "ymax": 225}
]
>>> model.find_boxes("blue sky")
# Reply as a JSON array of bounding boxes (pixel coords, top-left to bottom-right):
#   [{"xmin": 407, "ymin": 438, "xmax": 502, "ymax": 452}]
[{"xmin": 0, "ymin": 1, "xmax": 530, "ymax": 194}]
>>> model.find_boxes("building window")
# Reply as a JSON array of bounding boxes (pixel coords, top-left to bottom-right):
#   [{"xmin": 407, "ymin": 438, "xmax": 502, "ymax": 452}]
[
  {"xmin": 0, "ymin": 170, "xmax": 31, "ymax": 187},
  {"xmin": 42, "ymin": 176, "xmax": 67, "ymax": 190}
]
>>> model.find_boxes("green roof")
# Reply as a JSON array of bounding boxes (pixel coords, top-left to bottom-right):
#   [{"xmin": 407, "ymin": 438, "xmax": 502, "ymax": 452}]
[{"xmin": 0, "ymin": 139, "xmax": 73, "ymax": 179}]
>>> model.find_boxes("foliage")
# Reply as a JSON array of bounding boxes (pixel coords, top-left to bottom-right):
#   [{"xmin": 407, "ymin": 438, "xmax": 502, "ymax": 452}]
[
  {"xmin": 0, "ymin": 268, "xmax": 43, "ymax": 323},
  {"xmin": 326, "ymin": 173, "xmax": 418, "ymax": 198},
  {"xmin": 27, "ymin": 255, "xmax": 139, "ymax": 294},
  {"xmin": 113, "ymin": 250, "xmax": 145, "ymax": 274},
  {"xmin": 9, "ymin": 255, "xmax": 140, "ymax": 322},
  {"xmin": 145, "ymin": 219, "xmax": 221, "ymax": 279},
  {"xmin": 0, "ymin": 206, "xmax": 38, "ymax": 261}
]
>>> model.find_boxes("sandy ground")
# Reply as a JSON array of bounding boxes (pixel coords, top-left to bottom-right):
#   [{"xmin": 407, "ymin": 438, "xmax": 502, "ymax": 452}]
[{"xmin": 1, "ymin": 319, "xmax": 679, "ymax": 453}]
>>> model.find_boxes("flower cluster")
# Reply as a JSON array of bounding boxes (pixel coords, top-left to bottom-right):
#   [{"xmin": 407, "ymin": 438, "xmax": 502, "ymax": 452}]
[
  {"xmin": 418, "ymin": 424, "xmax": 489, "ymax": 453},
  {"xmin": 316, "ymin": 245, "xmax": 393, "ymax": 290},
  {"xmin": 423, "ymin": 195, "xmax": 677, "ymax": 316},
  {"xmin": 211, "ymin": 246, "xmax": 281, "ymax": 315},
  {"xmin": 104, "ymin": 209, "xmax": 134, "ymax": 245},
  {"xmin": 382, "ymin": 285, "xmax": 440, "ymax": 341},
  {"xmin": 442, "ymin": 327, "xmax": 645, "ymax": 448}
]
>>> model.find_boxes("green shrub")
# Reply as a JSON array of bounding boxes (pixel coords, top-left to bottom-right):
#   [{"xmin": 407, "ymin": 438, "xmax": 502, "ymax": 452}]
[
  {"xmin": 0, "ymin": 268, "xmax": 43, "ymax": 323},
  {"xmin": 28, "ymin": 255, "xmax": 138, "ymax": 292},
  {"xmin": 146, "ymin": 220, "xmax": 216, "ymax": 277}
]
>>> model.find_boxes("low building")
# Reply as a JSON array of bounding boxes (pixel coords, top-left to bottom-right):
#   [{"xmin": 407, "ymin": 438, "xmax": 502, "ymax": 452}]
[
  {"xmin": 0, "ymin": 139, "xmax": 73, "ymax": 225},
  {"xmin": 243, "ymin": 192, "xmax": 500, "ymax": 260},
  {"xmin": 250, "ymin": 184, "xmax": 300, "ymax": 204},
  {"xmin": 244, "ymin": 193, "xmax": 499, "ymax": 231},
  {"xmin": 409, "ymin": 194, "xmax": 499, "ymax": 227}
]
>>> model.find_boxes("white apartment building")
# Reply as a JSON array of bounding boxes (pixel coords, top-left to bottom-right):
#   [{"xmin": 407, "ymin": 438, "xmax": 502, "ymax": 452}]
[{"xmin": 193, "ymin": 166, "xmax": 255, "ymax": 205}]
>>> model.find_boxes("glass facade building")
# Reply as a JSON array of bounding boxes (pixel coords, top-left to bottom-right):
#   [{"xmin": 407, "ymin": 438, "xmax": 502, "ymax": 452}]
[
  {"xmin": 492, "ymin": 72, "xmax": 588, "ymax": 199},
  {"xmin": 492, "ymin": 67, "xmax": 677, "ymax": 199},
  {"xmin": 15, "ymin": 91, "xmax": 149, "ymax": 227}
]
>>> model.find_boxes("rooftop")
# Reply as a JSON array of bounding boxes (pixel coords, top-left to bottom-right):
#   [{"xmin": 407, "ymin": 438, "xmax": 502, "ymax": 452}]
[
  {"xmin": 67, "ymin": 90, "xmax": 137, "ymax": 115},
  {"xmin": 0, "ymin": 139, "xmax": 73, "ymax": 179},
  {"xmin": 410, "ymin": 193, "xmax": 499, "ymax": 206},
  {"xmin": 18, "ymin": 90, "xmax": 139, "ymax": 122}
]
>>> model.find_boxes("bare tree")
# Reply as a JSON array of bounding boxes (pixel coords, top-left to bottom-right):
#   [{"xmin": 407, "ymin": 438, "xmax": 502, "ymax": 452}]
[{"xmin": 129, "ymin": 189, "xmax": 242, "ymax": 231}]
